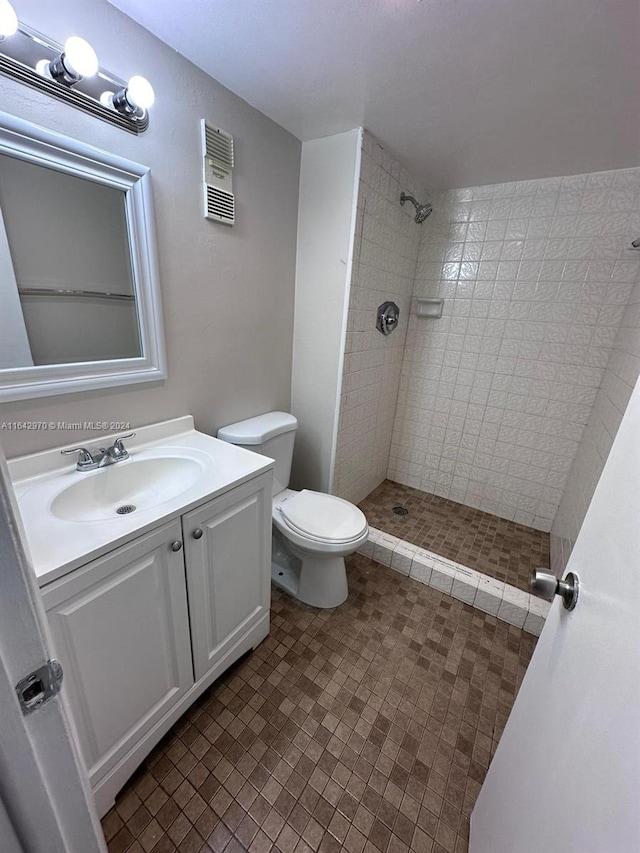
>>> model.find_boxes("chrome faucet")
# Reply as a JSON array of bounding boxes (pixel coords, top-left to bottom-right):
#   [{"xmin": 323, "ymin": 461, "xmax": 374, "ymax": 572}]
[{"xmin": 61, "ymin": 433, "xmax": 136, "ymax": 471}]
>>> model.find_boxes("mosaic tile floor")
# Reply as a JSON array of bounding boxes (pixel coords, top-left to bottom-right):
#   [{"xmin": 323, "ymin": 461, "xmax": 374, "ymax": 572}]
[
  {"xmin": 358, "ymin": 481, "xmax": 550, "ymax": 594},
  {"xmin": 102, "ymin": 554, "xmax": 536, "ymax": 853}
]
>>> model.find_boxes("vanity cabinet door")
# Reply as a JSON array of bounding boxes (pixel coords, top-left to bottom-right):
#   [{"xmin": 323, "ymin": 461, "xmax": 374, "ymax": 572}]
[
  {"xmin": 183, "ymin": 473, "xmax": 272, "ymax": 681},
  {"xmin": 40, "ymin": 519, "xmax": 193, "ymax": 789}
]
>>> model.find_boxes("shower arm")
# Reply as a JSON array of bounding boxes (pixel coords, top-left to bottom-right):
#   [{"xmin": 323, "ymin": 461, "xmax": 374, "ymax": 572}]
[{"xmin": 400, "ymin": 192, "xmax": 418, "ymax": 208}]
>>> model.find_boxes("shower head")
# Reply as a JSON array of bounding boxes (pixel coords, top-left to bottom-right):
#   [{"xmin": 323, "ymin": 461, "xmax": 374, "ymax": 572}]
[
  {"xmin": 400, "ymin": 191, "xmax": 433, "ymax": 223},
  {"xmin": 414, "ymin": 203, "xmax": 433, "ymax": 223}
]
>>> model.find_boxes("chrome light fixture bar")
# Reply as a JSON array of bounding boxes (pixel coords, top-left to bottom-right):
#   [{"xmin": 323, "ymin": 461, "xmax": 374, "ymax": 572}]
[{"xmin": 0, "ymin": 2, "xmax": 153, "ymax": 134}]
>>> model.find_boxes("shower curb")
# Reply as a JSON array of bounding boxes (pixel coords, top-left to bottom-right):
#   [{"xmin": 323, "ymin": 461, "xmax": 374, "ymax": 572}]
[{"xmin": 358, "ymin": 527, "xmax": 549, "ymax": 636}]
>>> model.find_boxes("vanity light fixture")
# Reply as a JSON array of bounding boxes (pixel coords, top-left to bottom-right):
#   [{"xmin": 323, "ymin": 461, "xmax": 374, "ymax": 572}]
[{"xmin": 0, "ymin": 3, "xmax": 153, "ymax": 133}]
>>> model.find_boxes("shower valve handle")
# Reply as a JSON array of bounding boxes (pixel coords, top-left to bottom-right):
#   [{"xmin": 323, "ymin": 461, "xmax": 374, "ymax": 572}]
[{"xmin": 376, "ymin": 301, "xmax": 400, "ymax": 336}]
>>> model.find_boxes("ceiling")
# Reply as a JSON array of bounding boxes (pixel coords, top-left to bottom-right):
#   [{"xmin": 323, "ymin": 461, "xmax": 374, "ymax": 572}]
[{"xmin": 108, "ymin": 0, "xmax": 639, "ymax": 190}]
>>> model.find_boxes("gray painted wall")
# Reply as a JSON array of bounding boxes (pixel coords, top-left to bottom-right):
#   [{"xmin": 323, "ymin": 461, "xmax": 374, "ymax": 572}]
[{"xmin": 0, "ymin": 0, "xmax": 300, "ymax": 457}]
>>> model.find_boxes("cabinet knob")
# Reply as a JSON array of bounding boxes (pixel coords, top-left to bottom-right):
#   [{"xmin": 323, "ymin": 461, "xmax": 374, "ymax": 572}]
[
  {"xmin": 193, "ymin": 529, "xmax": 203, "ymax": 539},
  {"xmin": 170, "ymin": 540, "xmax": 182, "ymax": 552}
]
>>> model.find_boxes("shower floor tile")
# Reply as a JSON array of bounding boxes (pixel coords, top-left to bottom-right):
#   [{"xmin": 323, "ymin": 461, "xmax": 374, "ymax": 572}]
[
  {"xmin": 358, "ymin": 480, "xmax": 550, "ymax": 594},
  {"xmin": 102, "ymin": 554, "xmax": 536, "ymax": 853}
]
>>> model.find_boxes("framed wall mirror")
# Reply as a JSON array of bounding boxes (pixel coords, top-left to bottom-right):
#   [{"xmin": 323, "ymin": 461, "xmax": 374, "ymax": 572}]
[{"xmin": 0, "ymin": 110, "xmax": 166, "ymax": 402}]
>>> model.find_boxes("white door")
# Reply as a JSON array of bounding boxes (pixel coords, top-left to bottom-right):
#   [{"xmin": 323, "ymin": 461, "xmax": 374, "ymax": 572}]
[
  {"xmin": 0, "ymin": 445, "xmax": 106, "ymax": 853},
  {"xmin": 470, "ymin": 378, "xmax": 640, "ymax": 853},
  {"xmin": 0, "ymin": 789, "xmax": 23, "ymax": 853},
  {"xmin": 183, "ymin": 474, "xmax": 271, "ymax": 680}
]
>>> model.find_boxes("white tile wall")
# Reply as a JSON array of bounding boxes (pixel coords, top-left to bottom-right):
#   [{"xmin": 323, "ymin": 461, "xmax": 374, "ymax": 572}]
[
  {"xmin": 551, "ymin": 276, "xmax": 640, "ymax": 573},
  {"xmin": 333, "ymin": 131, "xmax": 425, "ymax": 503},
  {"xmin": 389, "ymin": 168, "xmax": 640, "ymax": 531}
]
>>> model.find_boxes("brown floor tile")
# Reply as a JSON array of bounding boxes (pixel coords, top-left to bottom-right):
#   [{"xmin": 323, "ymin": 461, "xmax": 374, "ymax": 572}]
[
  {"xmin": 102, "ymin": 555, "xmax": 536, "ymax": 853},
  {"xmin": 359, "ymin": 480, "xmax": 551, "ymax": 594}
]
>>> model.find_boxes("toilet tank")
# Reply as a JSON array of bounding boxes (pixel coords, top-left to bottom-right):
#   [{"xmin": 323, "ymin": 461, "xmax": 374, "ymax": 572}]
[{"xmin": 217, "ymin": 412, "xmax": 298, "ymax": 496}]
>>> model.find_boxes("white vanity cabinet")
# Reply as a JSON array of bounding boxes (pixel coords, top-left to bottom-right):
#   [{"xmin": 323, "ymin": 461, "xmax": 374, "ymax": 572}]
[
  {"xmin": 39, "ymin": 469, "xmax": 272, "ymax": 816},
  {"xmin": 40, "ymin": 519, "xmax": 193, "ymax": 793},
  {"xmin": 183, "ymin": 476, "xmax": 271, "ymax": 680}
]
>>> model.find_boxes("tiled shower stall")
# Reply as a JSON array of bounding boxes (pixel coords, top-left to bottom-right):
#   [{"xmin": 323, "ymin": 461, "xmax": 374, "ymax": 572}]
[
  {"xmin": 331, "ymin": 131, "xmax": 640, "ymax": 576},
  {"xmin": 331, "ymin": 132, "xmax": 425, "ymax": 503}
]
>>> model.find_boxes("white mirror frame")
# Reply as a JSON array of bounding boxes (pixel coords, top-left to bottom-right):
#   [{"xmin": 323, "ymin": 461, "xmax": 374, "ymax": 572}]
[{"xmin": 0, "ymin": 110, "xmax": 166, "ymax": 402}]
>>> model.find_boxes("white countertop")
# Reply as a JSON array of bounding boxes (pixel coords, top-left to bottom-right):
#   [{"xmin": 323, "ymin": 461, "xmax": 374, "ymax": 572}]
[{"xmin": 8, "ymin": 416, "xmax": 273, "ymax": 587}]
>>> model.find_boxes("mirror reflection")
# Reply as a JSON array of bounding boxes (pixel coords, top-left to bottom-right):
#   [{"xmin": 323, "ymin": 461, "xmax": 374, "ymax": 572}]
[{"xmin": 0, "ymin": 152, "xmax": 141, "ymax": 369}]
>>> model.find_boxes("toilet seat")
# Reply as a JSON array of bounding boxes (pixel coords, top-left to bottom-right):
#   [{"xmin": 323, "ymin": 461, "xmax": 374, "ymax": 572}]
[{"xmin": 276, "ymin": 489, "xmax": 367, "ymax": 545}]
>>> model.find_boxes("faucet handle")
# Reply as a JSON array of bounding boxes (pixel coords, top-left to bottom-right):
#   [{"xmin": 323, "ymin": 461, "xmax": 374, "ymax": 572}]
[
  {"xmin": 109, "ymin": 432, "xmax": 136, "ymax": 459},
  {"xmin": 61, "ymin": 447, "xmax": 97, "ymax": 470},
  {"xmin": 113, "ymin": 432, "xmax": 136, "ymax": 450}
]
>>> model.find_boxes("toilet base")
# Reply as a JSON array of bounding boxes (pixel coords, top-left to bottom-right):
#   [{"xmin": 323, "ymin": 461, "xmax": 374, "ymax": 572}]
[
  {"xmin": 297, "ymin": 553, "xmax": 349, "ymax": 609},
  {"xmin": 271, "ymin": 559, "xmax": 300, "ymax": 597},
  {"xmin": 271, "ymin": 530, "xmax": 349, "ymax": 609},
  {"xmin": 271, "ymin": 535, "xmax": 301, "ymax": 598}
]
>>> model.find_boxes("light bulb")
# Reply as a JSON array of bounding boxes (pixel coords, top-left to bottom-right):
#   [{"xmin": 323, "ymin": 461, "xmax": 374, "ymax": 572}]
[
  {"xmin": 112, "ymin": 75, "xmax": 154, "ymax": 121},
  {"xmin": 126, "ymin": 75, "xmax": 154, "ymax": 110},
  {"xmin": 63, "ymin": 36, "xmax": 98, "ymax": 78},
  {"xmin": 0, "ymin": 0, "xmax": 18, "ymax": 38},
  {"xmin": 35, "ymin": 59, "xmax": 51, "ymax": 76}
]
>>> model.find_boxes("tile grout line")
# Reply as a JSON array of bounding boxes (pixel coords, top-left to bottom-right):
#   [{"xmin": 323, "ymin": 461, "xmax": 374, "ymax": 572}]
[{"xmin": 358, "ymin": 526, "xmax": 550, "ymax": 635}]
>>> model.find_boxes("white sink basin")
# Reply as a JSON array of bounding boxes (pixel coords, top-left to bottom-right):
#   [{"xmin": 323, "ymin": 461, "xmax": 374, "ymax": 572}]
[
  {"xmin": 50, "ymin": 456, "xmax": 205, "ymax": 522},
  {"xmin": 8, "ymin": 416, "xmax": 274, "ymax": 585}
]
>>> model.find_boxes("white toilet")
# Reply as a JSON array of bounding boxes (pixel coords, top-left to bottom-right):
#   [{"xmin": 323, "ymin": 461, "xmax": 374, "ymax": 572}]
[{"xmin": 218, "ymin": 412, "xmax": 368, "ymax": 608}]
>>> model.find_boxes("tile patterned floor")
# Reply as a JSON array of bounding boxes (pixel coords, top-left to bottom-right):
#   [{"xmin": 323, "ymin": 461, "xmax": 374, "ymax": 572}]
[
  {"xmin": 358, "ymin": 481, "xmax": 550, "ymax": 594},
  {"xmin": 102, "ymin": 554, "xmax": 536, "ymax": 853}
]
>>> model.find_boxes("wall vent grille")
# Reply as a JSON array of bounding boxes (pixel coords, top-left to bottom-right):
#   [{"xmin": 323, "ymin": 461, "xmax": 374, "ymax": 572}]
[
  {"xmin": 206, "ymin": 186, "xmax": 235, "ymax": 223},
  {"xmin": 201, "ymin": 120, "xmax": 235, "ymax": 224},
  {"xmin": 204, "ymin": 124, "xmax": 234, "ymax": 171}
]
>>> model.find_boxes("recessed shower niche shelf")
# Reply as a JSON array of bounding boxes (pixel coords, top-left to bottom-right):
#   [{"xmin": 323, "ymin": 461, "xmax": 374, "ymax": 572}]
[{"xmin": 415, "ymin": 298, "xmax": 444, "ymax": 318}]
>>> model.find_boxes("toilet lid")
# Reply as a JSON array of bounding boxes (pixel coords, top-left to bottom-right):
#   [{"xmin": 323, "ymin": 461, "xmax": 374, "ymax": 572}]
[{"xmin": 278, "ymin": 490, "xmax": 368, "ymax": 543}]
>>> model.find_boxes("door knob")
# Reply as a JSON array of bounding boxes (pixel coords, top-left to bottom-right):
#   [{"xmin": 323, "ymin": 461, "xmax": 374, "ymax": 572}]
[
  {"xmin": 531, "ymin": 569, "xmax": 579, "ymax": 611},
  {"xmin": 193, "ymin": 529, "xmax": 203, "ymax": 539},
  {"xmin": 170, "ymin": 540, "xmax": 182, "ymax": 552}
]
